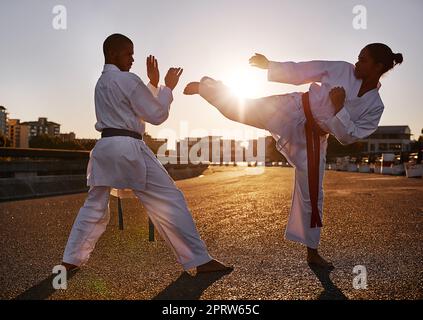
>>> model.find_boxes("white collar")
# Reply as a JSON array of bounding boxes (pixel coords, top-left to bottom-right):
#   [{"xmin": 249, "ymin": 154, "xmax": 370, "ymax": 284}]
[
  {"xmin": 102, "ymin": 64, "xmax": 121, "ymax": 73},
  {"xmin": 355, "ymin": 79, "xmax": 382, "ymax": 99}
]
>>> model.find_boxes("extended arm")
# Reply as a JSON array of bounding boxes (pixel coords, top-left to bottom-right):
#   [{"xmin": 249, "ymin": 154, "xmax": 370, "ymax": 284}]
[{"xmin": 250, "ymin": 53, "xmax": 347, "ymax": 85}]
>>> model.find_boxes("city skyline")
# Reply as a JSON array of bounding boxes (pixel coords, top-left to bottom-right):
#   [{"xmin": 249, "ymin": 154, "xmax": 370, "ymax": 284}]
[
  {"xmin": 1, "ymin": 106, "xmax": 416, "ymax": 161},
  {"xmin": 1, "ymin": 0, "xmax": 422, "ymax": 142}
]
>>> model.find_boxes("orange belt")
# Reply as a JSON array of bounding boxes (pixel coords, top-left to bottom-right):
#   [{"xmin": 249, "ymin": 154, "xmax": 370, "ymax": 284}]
[{"xmin": 302, "ymin": 92, "xmax": 328, "ymax": 228}]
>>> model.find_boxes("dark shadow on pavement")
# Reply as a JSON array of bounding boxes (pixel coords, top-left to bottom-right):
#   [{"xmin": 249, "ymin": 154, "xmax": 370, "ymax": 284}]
[
  {"xmin": 14, "ymin": 269, "xmax": 79, "ymax": 300},
  {"xmin": 308, "ymin": 264, "xmax": 348, "ymax": 300},
  {"xmin": 152, "ymin": 270, "xmax": 232, "ymax": 300}
]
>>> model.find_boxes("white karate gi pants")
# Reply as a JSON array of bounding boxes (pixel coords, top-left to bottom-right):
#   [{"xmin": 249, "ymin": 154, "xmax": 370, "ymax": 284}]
[
  {"xmin": 242, "ymin": 93, "xmax": 328, "ymax": 249},
  {"xmin": 63, "ymin": 150, "xmax": 213, "ymax": 270}
]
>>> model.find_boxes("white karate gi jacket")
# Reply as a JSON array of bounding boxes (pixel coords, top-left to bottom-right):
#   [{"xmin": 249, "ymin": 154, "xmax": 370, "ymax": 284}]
[
  {"xmin": 87, "ymin": 64, "xmax": 173, "ymax": 190},
  {"xmin": 267, "ymin": 60, "xmax": 384, "ymax": 146}
]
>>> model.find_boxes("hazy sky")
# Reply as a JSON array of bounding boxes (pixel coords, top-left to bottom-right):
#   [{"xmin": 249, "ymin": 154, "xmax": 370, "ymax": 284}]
[{"xmin": 1, "ymin": 0, "xmax": 422, "ymax": 142}]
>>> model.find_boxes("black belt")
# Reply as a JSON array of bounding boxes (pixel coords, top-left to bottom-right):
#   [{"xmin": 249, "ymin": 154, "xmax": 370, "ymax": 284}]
[{"xmin": 101, "ymin": 128, "xmax": 143, "ymax": 140}]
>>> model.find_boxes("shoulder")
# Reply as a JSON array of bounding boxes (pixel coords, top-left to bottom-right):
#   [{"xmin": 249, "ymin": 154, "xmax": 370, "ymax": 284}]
[
  {"xmin": 126, "ymin": 72, "xmax": 143, "ymax": 83},
  {"xmin": 318, "ymin": 61, "xmax": 355, "ymax": 81},
  {"xmin": 322, "ymin": 60, "xmax": 354, "ymax": 72},
  {"xmin": 375, "ymin": 95, "xmax": 385, "ymax": 111},
  {"xmin": 115, "ymin": 71, "xmax": 143, "ymax": 86},
  {"xmin": 362, "ymin": 95, "xmax": 384, "ymax": 119},
  {"xmin": 110, "ymin": 71, "xmax": 146, "ymax": 94},
  {"xmin": 301, "ymin": 61, "xmax": 354, "ymax": 77}
]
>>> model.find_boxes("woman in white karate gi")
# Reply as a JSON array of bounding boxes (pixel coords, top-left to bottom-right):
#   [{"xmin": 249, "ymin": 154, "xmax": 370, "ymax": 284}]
[
  {"xmin": 62, "ymin": 34, "xmax": 232, "ymax": 274},
  {"xmin": 184, "ymin": 43, "xmax": 403, "ymax": 267}
]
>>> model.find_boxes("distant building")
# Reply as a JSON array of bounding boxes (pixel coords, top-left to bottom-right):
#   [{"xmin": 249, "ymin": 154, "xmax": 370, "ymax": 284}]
[
  {"xmin": 74, "ymin": 138, "xmax": 97, "ymax": 149},
  {"xmin": 176, "ymin": 136, "xmax": 237, "ymax": 163},
  {"xmin": 246, "ymin": 136, "xmax": 280, "ymax": 162},
  {"xmin": 174, "ymin": 136, "xmax": 272, "ymax": 163},
  {"xmin": 360, "ymin": 125, "xmax": 412, "ymax": 154},
  {"xmin": 7, "ymin": 119, "xmax": 29, "ymax": 148},
  {"xmin": 21, "ymin": 117, "xmax": 60, "ymax": 138},
  {"xmin": 176, "ymin": 136, "xmax": 224, "ymax": 163},
  {"xmin": 75, "ymin": 138, "xmax": 97, "ymax": 144},
  {"xmin": 0, "ymin": 106, "xmax": 7, "ymax": 135},
  {"xmin": 59, "ymin": 132, "xmax": 76, "ymax": 143},
  {"xmin": 144, "ymin": 135, "xmax": 168, "ymax": 154},
  {"xmin": 60, "ymin": 132, "xmax": 98, "ymax": 148}
]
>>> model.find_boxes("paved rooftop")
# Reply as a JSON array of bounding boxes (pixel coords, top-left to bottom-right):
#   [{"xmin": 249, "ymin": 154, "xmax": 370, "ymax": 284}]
[{"xmin": 1, "ymin": 167, "xmax": 422, "ymax": 300}]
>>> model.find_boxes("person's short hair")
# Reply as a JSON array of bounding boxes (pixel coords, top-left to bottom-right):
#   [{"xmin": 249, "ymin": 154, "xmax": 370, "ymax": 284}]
[{"xmin": 103, "ymin": 33, "xmax": 133, "ymax": 57}]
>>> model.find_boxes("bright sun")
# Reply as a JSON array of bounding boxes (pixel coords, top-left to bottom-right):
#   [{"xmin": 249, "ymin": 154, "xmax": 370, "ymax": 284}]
[{"xmin": 222, "ymin": 67, "xmax": 264, "ymax": 99}]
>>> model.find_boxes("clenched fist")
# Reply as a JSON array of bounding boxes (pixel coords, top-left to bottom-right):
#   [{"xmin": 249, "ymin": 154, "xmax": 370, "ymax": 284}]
[
  {"xmin": 329, "ymin": 86, "xmax": 346, "ymax": 113},
  {"xmin": 249, "ymin": 53, "xmax": 269, "ymax": 69}
]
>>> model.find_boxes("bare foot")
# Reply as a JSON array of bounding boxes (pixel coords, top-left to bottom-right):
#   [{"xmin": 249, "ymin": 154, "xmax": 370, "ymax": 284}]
[
  {"xmin": 61, "ymin": 262, "xmax": 79, "ymax": 272},
  {"xmin": 197, "ymin": 259, "xmax": 233, "ymax": 274},
  {"xmin": 307, "ymin": 248, "xmax": 334, "ymax": 269},
  {"xmin": 183, "ymin": 82, "xmax": 200, "ymax": 95}
]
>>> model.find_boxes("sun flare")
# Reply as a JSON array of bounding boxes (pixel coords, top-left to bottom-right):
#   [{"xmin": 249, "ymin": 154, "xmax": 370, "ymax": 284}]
[{"xmin": 222, "ymin": 68, "xmax": 264, "ymax": 99}]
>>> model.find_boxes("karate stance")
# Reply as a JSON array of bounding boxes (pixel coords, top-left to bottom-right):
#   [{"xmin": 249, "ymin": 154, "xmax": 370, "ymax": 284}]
[
  {"xmin": 184, "ymin": 43, "xmax": 403, "ymax": 267},
  {"xmin": 62, "ymin": 34, "xmax": 232, "ymax": 273}
]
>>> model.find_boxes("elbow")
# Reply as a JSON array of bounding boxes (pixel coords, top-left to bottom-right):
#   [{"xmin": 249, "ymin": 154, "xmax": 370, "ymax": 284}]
[
  {"xmin": 339, "ymin": 139, "xmax": 353, "ymax": 146},
  {"xmin": 335, "ymin": 133, "xmax": 357, "ymax": 146},
  {"xmin": 340, "ymin": 136, "xmax": 358, "ymax": 146},
  {"xmin": 339, "ymin": 130, "xmax": 374, "ymax": 145},
  {"xmin": 150, "ymin": 109, "xmax": 169, "ymax": 125}
]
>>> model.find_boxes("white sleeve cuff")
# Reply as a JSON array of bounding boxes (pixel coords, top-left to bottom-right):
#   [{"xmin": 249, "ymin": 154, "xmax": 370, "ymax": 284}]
[
  {"xmin": 334, "ymin": 107, "xmax": 351, "ymax": 127},
  {"xmin": 158, "ymin": 85, "xmax": 173, "ymax": 104},
  {"xmin": 147, "ymin": 82, "xmax": 159, "ymax": 97},
  {"xmin": 267, "ymin": 61, "xmax": 280, "ymax": 82},
  {"xmin": 199, "ymin": 76, "xmax": 216, "ymax": 98}
]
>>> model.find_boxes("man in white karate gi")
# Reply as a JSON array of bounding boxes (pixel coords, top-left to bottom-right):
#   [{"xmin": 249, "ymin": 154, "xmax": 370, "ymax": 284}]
[{"xmin": 62, "ymin": 33, "xmax": 232, "ymax": 274}]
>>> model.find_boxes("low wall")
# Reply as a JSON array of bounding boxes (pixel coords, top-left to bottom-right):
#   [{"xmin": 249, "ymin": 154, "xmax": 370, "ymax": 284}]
[
  {"xmin": 0, "ymin": 175, "xmax": 88, "ymax": 201},
  {"xmin": 0, "ymin": 165, "xmax": 209, "ymax": 202},
  {"xmin": 0, "ymin": 147, "xmax": 211, "ymax": 201}
]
